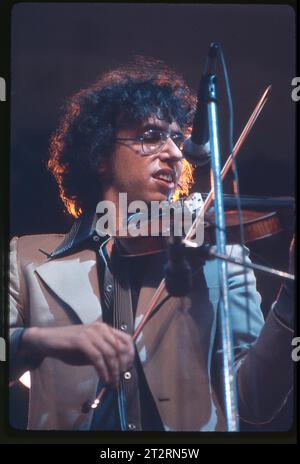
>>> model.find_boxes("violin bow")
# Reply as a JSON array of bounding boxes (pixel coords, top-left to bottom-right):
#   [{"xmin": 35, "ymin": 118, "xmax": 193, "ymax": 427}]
[
  {"xmin": 183, "ymin": 85, "xmax": 272, "ymax": 245},
  {"xmin": 134, "ymin": 85, "xmax": 273, "ymax": 339},
  {"xmin": 88, "ymin": 85, "xmax": 273, "ymax": 411}
]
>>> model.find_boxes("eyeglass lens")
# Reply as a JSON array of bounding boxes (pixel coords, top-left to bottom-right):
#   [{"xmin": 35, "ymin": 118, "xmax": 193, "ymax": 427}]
[{"xmin": 142, "ymin": 130, "xmax": 184, "ymax": 154}]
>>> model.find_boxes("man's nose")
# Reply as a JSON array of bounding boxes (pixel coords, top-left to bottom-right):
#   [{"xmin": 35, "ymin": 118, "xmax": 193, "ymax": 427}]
[{"xmin": 159, "ymin": 138, "xmax": 183, "ymax": 163}]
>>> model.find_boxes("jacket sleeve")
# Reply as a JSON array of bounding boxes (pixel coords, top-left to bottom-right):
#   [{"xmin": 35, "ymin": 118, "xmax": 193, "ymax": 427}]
[
  {"xmin": 9, "ymin": 236, "xmax": 33, "ymax": 382},
  {"xmin": 213, "ymin": 244, "xmax": 294, "ymax": 425}
]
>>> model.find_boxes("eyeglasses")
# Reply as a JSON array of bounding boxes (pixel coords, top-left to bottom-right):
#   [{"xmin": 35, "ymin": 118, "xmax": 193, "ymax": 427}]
[{"xmin": 115, "ymin": 129, "xmax": 185, "ymax": 155}]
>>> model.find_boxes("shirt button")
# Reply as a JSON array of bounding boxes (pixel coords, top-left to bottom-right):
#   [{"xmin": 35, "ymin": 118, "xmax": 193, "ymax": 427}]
[
  {"xmin": 128, "ymin": 423, "xmax": 136, "ymax": 430},
  {"xmin": 93, "ymin": 235, "xmax": 100, "ymax": 242},
  {"xmin": 120, "ymin": 324, "xmax": 127, "ymax": 331},
  {"xmin": 124, "ymin": 371, "xmax": 131, "ymax": 380},
  {"xmin": 106, "ymin": 284, "xmax": 113, "ymax": 293}
]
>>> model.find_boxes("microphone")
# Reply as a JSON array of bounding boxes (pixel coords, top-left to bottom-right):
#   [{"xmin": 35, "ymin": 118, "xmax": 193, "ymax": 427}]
[{"xmin": 183, "ymin": 42, "xmax": 219, "ymax": 166}]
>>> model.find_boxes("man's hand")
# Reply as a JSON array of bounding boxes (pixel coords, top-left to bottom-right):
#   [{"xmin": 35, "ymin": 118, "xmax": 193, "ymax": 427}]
[{"xmin": 20, "ymin": 322, "xmax": 135, "ymax": 388}]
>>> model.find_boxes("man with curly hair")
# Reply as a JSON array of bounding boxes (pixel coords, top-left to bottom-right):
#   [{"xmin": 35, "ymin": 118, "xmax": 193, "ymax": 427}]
[{"xmin": 9, "ymin": 58, "xmax": 294, "ymax": 431}]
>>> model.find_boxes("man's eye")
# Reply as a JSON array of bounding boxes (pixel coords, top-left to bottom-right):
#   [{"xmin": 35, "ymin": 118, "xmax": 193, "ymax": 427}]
[{"xmin": 143, "ymin": 131, "xmax": 161, "ymax": 143}]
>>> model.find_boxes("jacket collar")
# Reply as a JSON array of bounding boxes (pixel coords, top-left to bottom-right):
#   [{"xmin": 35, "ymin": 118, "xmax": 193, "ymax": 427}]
[
  {"xmin": 35, "ymin": 212, "xmax": 105, "ymax": 324},
  {"xmin": 50, "ymin": 212, "xmax": 103, "ymax": 258}
]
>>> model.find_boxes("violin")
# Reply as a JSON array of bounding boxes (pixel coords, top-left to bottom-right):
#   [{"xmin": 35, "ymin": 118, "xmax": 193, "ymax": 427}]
[
  {"xmin": 204, "ymin": 194, "xmax": 294, "ymax": 245},
  {"xmin": 113, "ymin": 194, "xmax": 294, "ymax": 257}
]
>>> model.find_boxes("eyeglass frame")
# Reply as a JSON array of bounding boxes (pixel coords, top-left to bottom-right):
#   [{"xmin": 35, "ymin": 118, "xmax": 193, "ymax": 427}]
[{"xmin": 115, "ymin": 128, "xmax": 185, "ymax": 156}]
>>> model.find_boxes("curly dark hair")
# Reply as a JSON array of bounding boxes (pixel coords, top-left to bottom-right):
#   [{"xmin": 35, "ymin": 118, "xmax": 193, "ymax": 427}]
[{"xmin": 48, "ymin": 56, "xmax": 196, "ymax": 217}]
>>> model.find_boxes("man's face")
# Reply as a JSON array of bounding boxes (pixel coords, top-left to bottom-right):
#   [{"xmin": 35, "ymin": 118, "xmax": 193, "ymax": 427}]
[{"xmin": 103, "ymin": 116, "xmax": 184, "ymax": 205}]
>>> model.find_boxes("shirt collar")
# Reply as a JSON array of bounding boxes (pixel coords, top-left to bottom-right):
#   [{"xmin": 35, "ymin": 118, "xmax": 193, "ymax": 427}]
[{"xmin": 50, "ymin": 212, "xmax": 102, "ymax": 258}]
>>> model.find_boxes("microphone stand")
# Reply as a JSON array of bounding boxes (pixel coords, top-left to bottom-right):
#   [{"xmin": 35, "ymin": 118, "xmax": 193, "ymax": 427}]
[{"xmin": 205, "ymin": 43, "xmax": 239, "ymax": 431}]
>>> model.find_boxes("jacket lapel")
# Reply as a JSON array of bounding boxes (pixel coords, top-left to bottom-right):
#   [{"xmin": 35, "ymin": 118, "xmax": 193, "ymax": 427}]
[{"xmin": 35, "ymin": 251, "xmax": 102, "ymax": 324}]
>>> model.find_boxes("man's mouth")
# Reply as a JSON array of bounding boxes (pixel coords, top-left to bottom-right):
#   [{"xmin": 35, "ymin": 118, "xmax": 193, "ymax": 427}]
[{"xmin": 152, "ymin": 169, "xmax": 176, "ymax": 189}]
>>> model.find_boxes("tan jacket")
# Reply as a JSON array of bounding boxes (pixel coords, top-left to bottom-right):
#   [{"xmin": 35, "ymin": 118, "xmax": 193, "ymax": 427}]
[{"xmin": 9, "ymin": 231, "xmax": 294, "ymax": 431}]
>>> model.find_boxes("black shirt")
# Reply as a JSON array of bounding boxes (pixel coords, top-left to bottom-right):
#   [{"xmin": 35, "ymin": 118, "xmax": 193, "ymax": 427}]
[{"xmin": 91, "ymin": 250, "xmax": 163, "ymax": 431}]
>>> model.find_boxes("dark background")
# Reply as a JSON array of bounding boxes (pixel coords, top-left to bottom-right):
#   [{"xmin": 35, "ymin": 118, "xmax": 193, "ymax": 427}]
[{"xmin": 9, "ymin": 3, "xmax": 295, "ymax": 432}]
